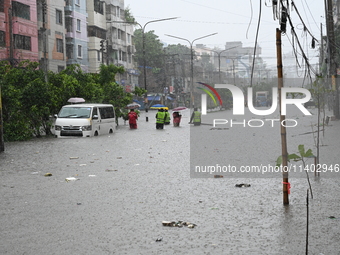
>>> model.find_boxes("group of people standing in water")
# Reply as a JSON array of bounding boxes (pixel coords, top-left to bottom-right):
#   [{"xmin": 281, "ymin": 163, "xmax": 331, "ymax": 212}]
[{"xmin": 127, "ymin": 107, "xmax": 201, "ymax": 130}]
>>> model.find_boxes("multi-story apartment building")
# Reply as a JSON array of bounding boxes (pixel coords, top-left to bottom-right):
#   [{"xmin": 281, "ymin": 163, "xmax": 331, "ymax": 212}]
[
  {"xmin": 65, "ymin": 0, "xmax": 89, "ymax": 71},
  {"xmin": 104, "ymin": 0, "xmax": 138, "ymax": 91},
  {"xmin": 0, "ymin": 0, "xmax": 39, "ymax": 64},
  {"xmin": 1, "ymin": 0, "xmax": 138, "ymax": 91}
]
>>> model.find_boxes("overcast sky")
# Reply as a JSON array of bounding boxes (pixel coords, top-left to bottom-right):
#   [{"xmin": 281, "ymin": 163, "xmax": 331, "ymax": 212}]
[{"xmin": 125, "ymin": 0, "xmax": 325, "ymax": 71}]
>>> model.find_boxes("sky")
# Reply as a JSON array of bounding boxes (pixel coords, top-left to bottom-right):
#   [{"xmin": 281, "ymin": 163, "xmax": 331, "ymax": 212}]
[{"xmin": 125, "ymin": 0, "xmax": 326, "ymax": 73}]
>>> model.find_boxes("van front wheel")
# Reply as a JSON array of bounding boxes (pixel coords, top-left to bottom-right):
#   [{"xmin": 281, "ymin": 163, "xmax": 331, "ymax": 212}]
[{"xmin": 94, "ymin": 131, "xmax": 99, "ymax": 136}]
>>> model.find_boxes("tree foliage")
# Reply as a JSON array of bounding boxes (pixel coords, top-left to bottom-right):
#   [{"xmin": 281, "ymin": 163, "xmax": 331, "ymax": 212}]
[
  {"xmin": 133, "ymin": 29, "xmax": 164, "ymax": 69},
  {"xmin": 0, "ymin": 61, "xmax": 143, "ymax": 141}
]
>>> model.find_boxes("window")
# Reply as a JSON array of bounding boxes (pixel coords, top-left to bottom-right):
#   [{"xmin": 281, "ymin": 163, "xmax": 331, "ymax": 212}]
[
  {"xmin": 75, "ymin": 0, "xmax": 80, "ymax": 5},
  {"xmin": 56, "ymin": 38, "xmax": 63, "ymax": 53},
  {"xmin": 77, "ymin": 45, "xmax": 82, "ymax": 58},
  {"xmin": 66, "ymin": 17, "xmax": 73, "ymax": 33},
  {"xmin": 97, "ymin": 51, "xmax": 101, "ymax": 61},
  {"xmin": 66, "ymin": 44, "xmax": 73, "ymax": 59},
  {"xmin": 0, "ymin": 0, "xmax": 4, "ymax": 12},
  {"xmin": 77, "ymin": 19, "xmax": 81, "ymax": 31},
  {"xmin": 92, "ymin": 107, "xmax": 98, "ymax": 118},
  {"xmin": 56, "ymin": 10, "xmax": 63, "ymax": 25},
  {"xmin": 14, "ymin": 34, "xmax": 31, "ymax": 50},
  {"xmin": 94, "ymin": 0, "xmax": 103, "ymax": 14},
  {"xmin": 12, "ymin": 1, "xmax": 30, "ymax": 20},
  {"xmin": 58, "ymin": 66, "xmax": 65, "ymax": 72},
  {"xmin": 0, "ymin": 30, "xmax": 5, "ymax": 47},
  {"xmin": 99, "ymin": 107, "xmax": 115, "ymax": 119},
  {"xmin": 87, "ymin": 26, "xmax": 106, "ymax": 38}
]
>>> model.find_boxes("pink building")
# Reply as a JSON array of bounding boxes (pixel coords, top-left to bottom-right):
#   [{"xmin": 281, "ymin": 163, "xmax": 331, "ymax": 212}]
[{"xmin": 0, "ymin": 0, "xmax": 38, "ymax": 63}]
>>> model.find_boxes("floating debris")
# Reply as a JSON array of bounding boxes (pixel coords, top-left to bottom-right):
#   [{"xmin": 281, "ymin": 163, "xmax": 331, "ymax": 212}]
[
  {"xmin": 162, "ymin": 221, "xmax": 196, "ymax": 228},
  {"xmin": 44, "ymin": 173, "xmax": 52, "ymax": 177},
  {"xmin": 328, "ymin": 216, "xmax": 337, "ymax": 219},
  {"xmin": 105, "ymin": 169, "xmax": 118, "ymax": 172},
  {"xmin": 79, "ymin": 164, "xmax": 86, "ymax": 166},
  {"xmin": 69, "ymin": 157, "xmax": 79, "ymax": 159},
  {"xmin": 235, "ymin": 184, "xmax": 251, "ymax": 187},
  {"xmin": 155, "ymin": 237, "xmax": 163, "ymax": 242},
  {"xmin": 214, "ymin": 175, "xmax": 223, "ymax": 178},
  {"xmin": 65, "ymin": 177, "xmax": 79, "ymax": 182}
]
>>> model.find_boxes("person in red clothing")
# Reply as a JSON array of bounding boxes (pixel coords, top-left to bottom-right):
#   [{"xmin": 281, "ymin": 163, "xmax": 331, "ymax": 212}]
[
  {"xmin": 128, "ymin": 109, "xmax": 138, "ymax": 129},
  {"xmin": 172, "ymin": 111, "xmax": 182, "ymax": 127}
]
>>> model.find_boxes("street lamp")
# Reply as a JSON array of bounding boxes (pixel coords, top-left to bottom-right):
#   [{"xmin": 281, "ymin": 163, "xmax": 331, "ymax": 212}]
[
  {"xmin": 206, "ymin": 46, "xmax": 238, "ymax": 83},
  {"xmin": 165, "ymin": 33, "xmax": 217, "ymax": 108},
  {"xmin": 107, "ymin": 17, "xmax": 179, "ymax": 121}
]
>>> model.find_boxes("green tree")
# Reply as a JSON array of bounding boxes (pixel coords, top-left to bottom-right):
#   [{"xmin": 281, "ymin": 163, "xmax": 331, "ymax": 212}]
[
  {"xmin": 133, "ymin": 29, "xmax": 164, "ymax": 70},
  {"xmin": 0, "ymin": 60, "xmax": 45, "ymax": 140},
  {"xmin": 124, "ymin": 7, "xmax": 135, "ymax": 23}
]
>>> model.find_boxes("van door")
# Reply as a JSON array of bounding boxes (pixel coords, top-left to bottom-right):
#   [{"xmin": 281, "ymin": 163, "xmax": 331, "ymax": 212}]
[
  {"xmin": 98, "ymin": 106, "xmax": 115, "ymax": 135},
  {"xmin": 91, "ymin": 107, "xmax": 101, "ymax": 136}
]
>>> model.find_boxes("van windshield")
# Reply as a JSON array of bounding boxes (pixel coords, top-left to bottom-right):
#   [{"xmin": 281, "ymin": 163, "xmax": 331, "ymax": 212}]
[{"xmin": 58, "ymin": 107, "xmax": 91, "ymax": 118}]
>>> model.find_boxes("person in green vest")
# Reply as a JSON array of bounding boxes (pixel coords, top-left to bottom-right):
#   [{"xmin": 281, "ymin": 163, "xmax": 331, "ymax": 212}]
[
  {"xmin": 164, "ymin": 109, "xmax": 170, "ymax": 125},
  {"xmin": 190, "ymin": 108, "xmax": 201, "ymax": 126},
  {"xmin": 156, "ymin": 108, "xmax": 165, "ymax": 129}
]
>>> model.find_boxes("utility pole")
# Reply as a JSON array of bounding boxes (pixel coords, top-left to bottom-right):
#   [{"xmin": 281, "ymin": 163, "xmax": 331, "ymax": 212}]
[
  {"xmin": 276, "ymin": 28, "xmax": 289, "ymax": 205},
  {"xmin": 0, "ymin": 84, "xmax": 4, "ymax": 152},
  {"xmin": 9, "ymin": 7, "xmax": 13, "ymax": 63},
  {"xmin": 325, "ymin": 0, "xmax": 340, "ymax": 118},
  {"xmin": 42, "ymin": 0, "xmax": 48, "ymax": 82},
  {"xmin": 106, "ymin": 40, "xmax": 109, "ymax": 66}
]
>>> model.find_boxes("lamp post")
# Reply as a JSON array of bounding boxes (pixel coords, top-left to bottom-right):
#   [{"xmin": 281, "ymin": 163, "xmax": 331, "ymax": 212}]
[
  {"xmin": 165, "ymin": 33, "xmax": 217, "ymax": 109},
  {"xmin": 206, "ymin": 46, "xmax": 238, "ymax": 83},
  {"xmin": 108, "ymin": 17, "xmax": 178, "ymax": 121},
  {"xmin": 138, "ymin": 18, "xmax": 178, "ymax": 121}
]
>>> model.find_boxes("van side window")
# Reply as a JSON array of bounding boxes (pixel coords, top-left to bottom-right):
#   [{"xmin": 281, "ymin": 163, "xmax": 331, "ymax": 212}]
[
  {"xmin": 99, "ymin": 107, "xmax": 115, "ymax": 119},
  {"xmin": 92, "ymin": 107, "xmax": 98, "ymax": 117}
]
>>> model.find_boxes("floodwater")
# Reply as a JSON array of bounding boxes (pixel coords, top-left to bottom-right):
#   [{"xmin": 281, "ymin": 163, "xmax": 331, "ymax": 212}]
[{"xmin": 0, "ymin": 107, "xmax": 339, "ymax": 255}]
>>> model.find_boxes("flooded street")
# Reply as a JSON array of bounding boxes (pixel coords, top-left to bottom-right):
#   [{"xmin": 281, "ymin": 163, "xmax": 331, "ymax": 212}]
[{"xmin": 1, "ymin": 108, "xmax": 339, "ymax": 254}]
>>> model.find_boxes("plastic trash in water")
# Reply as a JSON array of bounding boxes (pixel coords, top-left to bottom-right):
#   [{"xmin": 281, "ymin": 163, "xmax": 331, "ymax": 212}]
[{"xmin": 65, "ymin": 177, "xmax": 79, "ymax": 182}]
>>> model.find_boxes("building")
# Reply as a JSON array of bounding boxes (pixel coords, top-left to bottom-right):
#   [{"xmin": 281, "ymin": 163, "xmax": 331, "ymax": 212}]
[
  {"xmin": 65, "ymin": 0, "xmax": 89, "ymax": 72},
  {"xmin": 1, "ymin": 0, "xmax": 138, "ymax": 92},
  {"xmin": 0, "ymin": 0, "xmax": 39, "ymax": 64}
]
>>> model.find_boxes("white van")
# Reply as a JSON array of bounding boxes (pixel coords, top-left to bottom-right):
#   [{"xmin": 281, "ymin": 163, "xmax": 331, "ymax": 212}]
[{"xmin": 54, "ymin": 104, "xmax": 115, "ymax": 138}]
